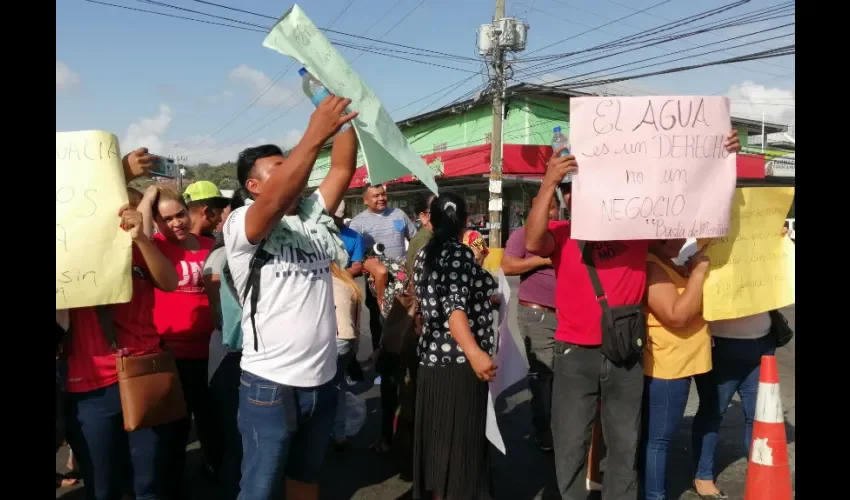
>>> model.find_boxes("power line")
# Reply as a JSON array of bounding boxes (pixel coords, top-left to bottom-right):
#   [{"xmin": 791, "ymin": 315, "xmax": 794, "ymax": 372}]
[
  {"xmin": 82, "ymin": 0, "xmax": 266, "ymax": 32},
  {"xmin": 540, "ymin": 45, "xmax": 794, "ymax": 91},
  {"xmin": 193, "ymin": 0, "xmax": 479, "ymax": 61},
  {"xmin": 604, "ymin": 0, "xmax": 793, "ymax": 71},
  {"xmin": 518, "ymin": 24, "xmax": 794, "ymax": 90},
  {"xmin": 515, "ymin": 0, "xmax": 793, "ymax": 79},
  {"xmin": 180, "ymin": 0, "xmax": 360, "ymax": 155}
]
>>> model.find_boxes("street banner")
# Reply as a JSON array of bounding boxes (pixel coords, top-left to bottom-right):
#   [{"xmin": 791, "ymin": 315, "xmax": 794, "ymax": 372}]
[
  {"xmin": 486, "ymin": 271, "xmax": 529, "ymax": 454},
  {"xmin": 56, "ymin": 130, "xmax": 132, "ymax": 309},
  {"xmin": 702, "ymin": 187, "xmax": 796, "ymax": 320},
  {"xmin": 569, "ymin": 95, "xmax": 737, "ymax": 241},
  {"xmin": 263, "ymin": 4, "xmax": 439, "ymax": 195}
]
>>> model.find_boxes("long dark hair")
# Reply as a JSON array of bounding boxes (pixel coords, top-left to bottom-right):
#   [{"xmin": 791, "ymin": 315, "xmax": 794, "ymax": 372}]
[
  {"xmin": 212, "ymin": 187, "xmax": 253, "ymax": 251},
  {"xmin": 421, "ymin": 192, "xmax": 467, "ymax": 278}
]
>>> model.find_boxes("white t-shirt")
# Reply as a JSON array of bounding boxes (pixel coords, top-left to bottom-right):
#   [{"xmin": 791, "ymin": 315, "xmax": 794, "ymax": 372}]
[
  {"xmin": 223, "ymin": 191, "xmax": 337, "ymax": 387},
  {"xmin": 676, "ymin": 238, "xmax": 770, "ymax": 340}
]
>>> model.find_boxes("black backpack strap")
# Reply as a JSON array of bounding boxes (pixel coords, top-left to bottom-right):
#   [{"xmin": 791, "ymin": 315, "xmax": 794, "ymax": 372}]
[
  {"xmin": 578, "ymin": 241, "xmax": 615, "ymax": 334},
  {"xmin": 242, "ymin": 239, "xmax": 271, "ymax": 352},
  {"xmin": 95, "ymin": 305, "xmax": 118, "ymax": 350}
]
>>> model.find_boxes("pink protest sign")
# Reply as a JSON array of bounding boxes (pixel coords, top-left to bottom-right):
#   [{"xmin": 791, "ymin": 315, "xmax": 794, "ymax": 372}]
[{"xmin": 569, "ymin": 96, "xmax": 736, "ymax": 241}]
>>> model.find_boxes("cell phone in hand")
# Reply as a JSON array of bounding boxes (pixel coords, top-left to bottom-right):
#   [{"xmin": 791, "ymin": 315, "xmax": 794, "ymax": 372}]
[{"xmin": 151, "ymin": 156, "xmax": 175, "ymax": 178}]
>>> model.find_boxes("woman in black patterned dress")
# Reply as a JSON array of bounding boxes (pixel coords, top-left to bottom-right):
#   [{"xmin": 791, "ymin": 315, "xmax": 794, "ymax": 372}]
[{"xmin": 412, "ymin": 193, "xmax": 497, "ymax": 500}]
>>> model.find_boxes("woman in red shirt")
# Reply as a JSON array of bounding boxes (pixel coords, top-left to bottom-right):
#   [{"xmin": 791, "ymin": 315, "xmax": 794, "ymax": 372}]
[
  {"xmin": 64, "ymin": 188, "xmax": 179, "ymax": 500},
  {"xmin": 145, "ymin": 186, "xmax": 219, "ymax": 494}
]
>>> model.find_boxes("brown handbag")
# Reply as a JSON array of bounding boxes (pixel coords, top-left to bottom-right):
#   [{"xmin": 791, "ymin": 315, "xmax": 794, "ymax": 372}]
[{"xmin": 95, "ymin": 306, "xmax": 187, "ymax": 431}]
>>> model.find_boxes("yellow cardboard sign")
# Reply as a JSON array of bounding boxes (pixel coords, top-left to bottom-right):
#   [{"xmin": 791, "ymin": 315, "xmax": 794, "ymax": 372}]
[
  {"xmin": 702, "ymin": 187, "xmax": 795, "ymax": 321},
  {"xmin": 56, "ymin": 130, "xmax": 132, "ymax": 309}
]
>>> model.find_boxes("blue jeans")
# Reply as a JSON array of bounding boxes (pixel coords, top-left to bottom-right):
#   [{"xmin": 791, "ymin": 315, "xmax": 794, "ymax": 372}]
[
  {"xmin": 210, "ymin": 352, "xmax": 242, "ymax": 500},
  {"xmin": 640, "ymin": 376, "xmax": 701, "ymax": 500},
  {"xmin": 692, "ymin": 334, "xmax": 777, "ymax": 480},
  {"xmin": 333, "ymin": 338, "xmax": 358, "ymax": 440},
  {"xmin": 237, "ymin": 370, "xmax": 339, "ymax": 500},
  {"xmin": 64, "ymin": 383, "xmax": 173, "ymax": 500}
]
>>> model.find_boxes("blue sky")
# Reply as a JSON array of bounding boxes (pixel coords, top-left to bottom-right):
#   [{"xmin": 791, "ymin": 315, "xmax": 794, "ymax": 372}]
[{"xmin": 56, "ymin": 0, "xmax": 795, "ymax": 165}]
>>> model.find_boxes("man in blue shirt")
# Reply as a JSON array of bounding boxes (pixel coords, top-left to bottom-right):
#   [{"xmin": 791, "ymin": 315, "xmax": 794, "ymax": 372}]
[{"xmin": 334, "ymin": 200, "xmax": 364, "ymax": 277}]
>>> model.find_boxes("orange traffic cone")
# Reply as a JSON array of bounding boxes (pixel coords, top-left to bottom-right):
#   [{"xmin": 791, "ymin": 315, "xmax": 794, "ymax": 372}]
[{"xmin": 744, "ymin": 355, "xmax": 792, "ymax": 500}]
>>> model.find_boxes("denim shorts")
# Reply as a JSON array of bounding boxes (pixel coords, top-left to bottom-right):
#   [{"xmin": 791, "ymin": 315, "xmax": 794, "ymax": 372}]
[{"xmin": 237, "ymin": 370, "xmax": 338, "ymax": 498}]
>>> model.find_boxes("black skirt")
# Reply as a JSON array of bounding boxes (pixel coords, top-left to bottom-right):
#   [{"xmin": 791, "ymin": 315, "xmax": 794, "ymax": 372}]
[{"xmin": 413, "ymin": 362, "xmax": 491, "ymax": 499}]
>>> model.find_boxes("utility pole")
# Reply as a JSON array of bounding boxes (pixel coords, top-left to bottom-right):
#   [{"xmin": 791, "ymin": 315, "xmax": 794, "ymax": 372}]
[
  {"xmin": 175, "ymin": 155, "xmax": 188, "ymax": 192},
  {"xmin": 487, "ymin": 0, "xmax": 506, "ymax": 249}
]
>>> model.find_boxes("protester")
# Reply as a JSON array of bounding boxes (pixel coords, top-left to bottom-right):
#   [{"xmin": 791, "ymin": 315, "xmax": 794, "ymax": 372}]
[
  {"xmin": 349, "ymin": 182, "xmax": 418, "ymax": 351},
  {"xmin": 330, "ymin": 261, "xmax": 363, "ymax": 449},
  {"xmin": 406, "ymin": 193, "xmax": 435, "ymax": 276},
  {"xmin": 223, "ymin": 95, "xmax": 357, "ymax": 500},
  {"xmin": 412, "ymin": 193, "xmax": 497, "ymax": 500},
  {"xmin": 183, "ymin": 180, "xmax": 231, "ymax": 238},
  {"xmin": 525, "ymin": 130, "xmax": 741, "ymax": 499},
  {"xmin": 685, "ymin": 233, "xmax": 784, "ymax": 499},
  {"xmin": 203, "ymin": 187, "xmax": 252, "ymax": 500},
  {"xmin": 146, "ymin": 185, "xmax": 219, "ymax": 493},
  {"xmin": 641, "ymin": 239, "xmax": 713, "ymax": 500},
  {"xmin": 501, "ymin": 194, "xmax": 561, "ymax": 452},
  {"xmin": 63, "ymin": 183, "xmax": 179, "ymax": 500},
  {"xmin": 333, "ymin": 199, "xmax": 365, "ymax": 277},
  {"xmin": 363, "ymin": 241, "xmax": 410, "ymax": 455}
]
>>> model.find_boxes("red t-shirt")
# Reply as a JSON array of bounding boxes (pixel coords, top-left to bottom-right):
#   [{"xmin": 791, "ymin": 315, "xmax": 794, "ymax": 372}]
[
  {"xmin": 550, "ymin": 221, "xmax": 650, "ymax": 345},
  {"xmin": 152, "ymin": 233, "xmax": 215, "ymax": 359},
  {"xmin": 65, "ymin": 247, "xmax": 162, "ymax": 393}
]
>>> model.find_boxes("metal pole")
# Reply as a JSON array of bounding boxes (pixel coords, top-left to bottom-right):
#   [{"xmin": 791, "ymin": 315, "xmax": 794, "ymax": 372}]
[{"xmin": 488, "ymin": 0, "xmax": 506, "ymax": 249}]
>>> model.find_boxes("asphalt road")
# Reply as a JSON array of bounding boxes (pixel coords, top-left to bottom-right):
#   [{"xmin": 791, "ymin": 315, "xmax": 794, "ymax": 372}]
[{"xmin": 57, "ymin": 277, "xmax": 795, "ymax": 499}]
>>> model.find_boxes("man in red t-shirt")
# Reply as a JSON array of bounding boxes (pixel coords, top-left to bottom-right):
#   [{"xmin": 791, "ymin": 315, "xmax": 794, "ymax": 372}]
[{"xmin": 526, "ymin": 132, "xmax": 742, "ymax": 499}]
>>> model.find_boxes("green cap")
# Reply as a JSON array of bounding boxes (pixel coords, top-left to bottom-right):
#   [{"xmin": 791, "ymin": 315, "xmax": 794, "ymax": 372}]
[{"xmin": 183, "ymin": 181, "xmax": 229, "ymax": 207}]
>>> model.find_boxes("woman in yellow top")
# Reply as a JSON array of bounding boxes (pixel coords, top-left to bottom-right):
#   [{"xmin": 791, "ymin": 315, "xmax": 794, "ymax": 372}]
[{"xmin": 641, "ymin": 239, "xmax": 716, "ymax": 500}]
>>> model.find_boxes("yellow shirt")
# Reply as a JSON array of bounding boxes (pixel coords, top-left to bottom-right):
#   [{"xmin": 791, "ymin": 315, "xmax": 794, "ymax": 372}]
[{"xmin": 643, "ymin": 254, "xmax": 712, "ymax": 379}]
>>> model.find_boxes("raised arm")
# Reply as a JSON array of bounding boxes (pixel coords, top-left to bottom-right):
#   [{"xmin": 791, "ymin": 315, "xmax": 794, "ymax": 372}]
[
  {"xmin": 318, "ymin": 126, "xmax": 358, "ymax": 216},
  {"xmin": 244, "ymin": 96, "xmax": 358, "ymax": 244},
  {"xmin": 645, "ymin": 254, "xmax": 710, "ymax": 330},
  {"xmin": 119, "ymin": 204, "xmax": 178, "ymax": 292},
  {"xmin": 122, "ymin": 148, "xmax": 156, "ymax": 183},
  {"xmin": 526, "ymin": 147, "xmax": 576, "ymax": 256},
  {"xmin": 137, "ymin": 185, "xmax": 158, "ymax": 239}
]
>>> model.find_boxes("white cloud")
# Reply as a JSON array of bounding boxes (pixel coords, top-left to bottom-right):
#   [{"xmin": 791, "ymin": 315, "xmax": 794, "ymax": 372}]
[
  {"xmin": 205, "ymin": 89, "xmax": 234, "ymax": 104},
  {"xmin": 229, "ymin": 65, "xmax": 300, "ymax": 108},
  {"xmin": 727, "ymin": 80, "xmax": 795, "ymax": 128},
  {"xmin": 56, "ymin": 60, "xmax": 80, "ymax": 92},
  {"xmin": 122, "ymin": 104, "xmax": 173, "ymax": 154},
  {"xmin": 171, "ymin": 128, "xmax": 304, "ymax": 166},
  {"xmin": 281, "ymin": 129, "xmax": 304, "ymax": 149}
]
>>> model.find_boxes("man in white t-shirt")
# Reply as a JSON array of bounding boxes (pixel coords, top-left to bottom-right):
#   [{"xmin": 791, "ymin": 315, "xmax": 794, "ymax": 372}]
[{"xmin": 223, "ymin": 95, "xmax": 358, "ymax": 500}]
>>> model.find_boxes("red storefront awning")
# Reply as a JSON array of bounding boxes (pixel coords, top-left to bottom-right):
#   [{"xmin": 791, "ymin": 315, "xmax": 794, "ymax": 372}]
[{"xmin": 346, "ymin": 144, "xmax": 764, "ymax": 188}]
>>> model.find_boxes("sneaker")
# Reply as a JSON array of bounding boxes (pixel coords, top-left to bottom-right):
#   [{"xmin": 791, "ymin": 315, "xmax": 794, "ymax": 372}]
[{"xmin": 534, "ymin": 433, "xmax": 554, "ymax": 452}]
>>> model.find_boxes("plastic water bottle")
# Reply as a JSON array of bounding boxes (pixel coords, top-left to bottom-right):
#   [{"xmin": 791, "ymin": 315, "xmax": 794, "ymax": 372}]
[
  {"xmin": 552, "ymin": 126, "xmax": 570, "ymax": 157},
  {"xmin": 552, "ymin": 126, "xmax": 573, "ymax": 184},
  {"xmin": 299, "ymin": 67, "xmax": 350, "ymax": 133}
]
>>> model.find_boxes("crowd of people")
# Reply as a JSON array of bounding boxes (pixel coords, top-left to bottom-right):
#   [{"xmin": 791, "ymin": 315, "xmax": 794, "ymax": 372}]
[{"xmin": 55, "ymin": 93, "xmax": 790, "ymax": 500}]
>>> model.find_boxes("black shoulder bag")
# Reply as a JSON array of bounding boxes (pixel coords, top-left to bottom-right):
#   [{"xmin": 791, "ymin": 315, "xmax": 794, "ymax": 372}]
[
  {"xmin": 768, "ymin": 309, "xmax": 794, "ymax": 347},
  {"xmin": 578, "ymin": 241, "xmax": 647, "ymax": 365},
  {"xmin": 241, "ymin": 240, "xmax": 272, "ymax": 352}
]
